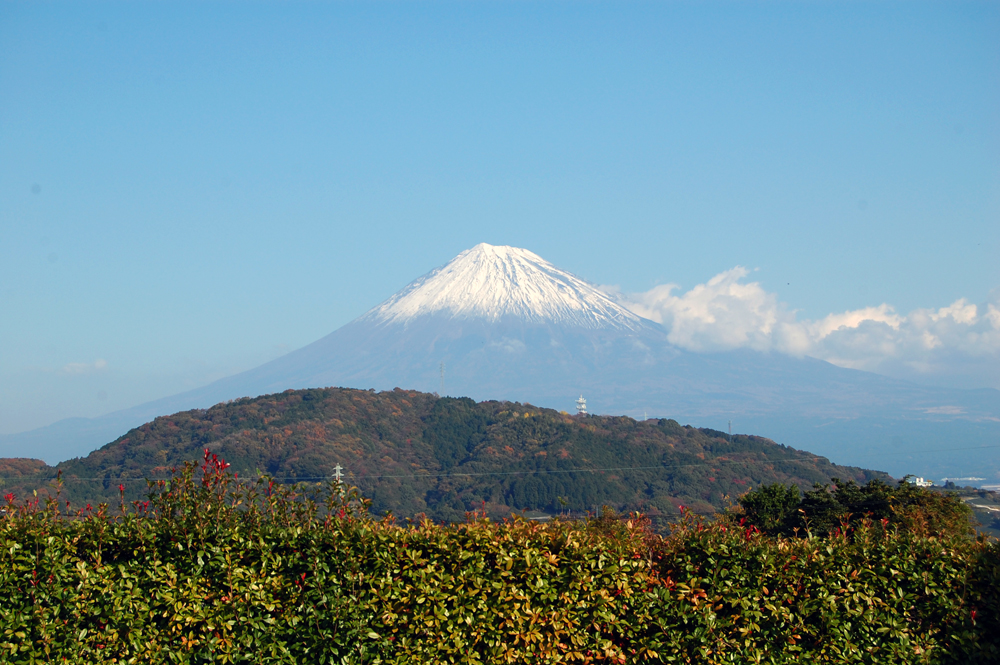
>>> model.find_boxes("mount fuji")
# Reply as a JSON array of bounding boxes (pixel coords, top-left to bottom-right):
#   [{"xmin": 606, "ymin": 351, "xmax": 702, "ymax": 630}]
[{"xmin": 5, "ymin": 243, "xmax": 999, "ymax": 479}]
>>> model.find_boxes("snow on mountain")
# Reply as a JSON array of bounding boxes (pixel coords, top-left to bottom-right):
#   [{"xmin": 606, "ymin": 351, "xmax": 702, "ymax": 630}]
[{"xmin": 363, "ymin": 243, "xmax": 643, "ymax": 330}]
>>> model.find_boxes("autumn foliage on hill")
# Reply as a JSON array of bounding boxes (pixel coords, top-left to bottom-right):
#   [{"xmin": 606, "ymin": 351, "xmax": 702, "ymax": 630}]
[
  {"xmin": 0, "ymin": 388, "xmax": 887, "ymax": 523},
  {"xmin": 1, "ymin": 452, "xmax": 997, "ymax": 664}
]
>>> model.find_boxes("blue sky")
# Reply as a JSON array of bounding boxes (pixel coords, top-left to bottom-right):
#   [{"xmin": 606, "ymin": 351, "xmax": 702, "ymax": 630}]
[{"xmin": 1, "ymin": 1, "xmax": 998, "ymax": 435}]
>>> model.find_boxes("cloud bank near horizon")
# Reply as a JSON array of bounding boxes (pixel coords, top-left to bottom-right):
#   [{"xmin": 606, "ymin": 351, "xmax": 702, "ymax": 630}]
[
  {"xmin": 608, "ymin": 268, "xmax": 1000, "ymax": 390},
  {"xmin": 61, "ymin": 359, "xmax": 108, "ymax": 375}
]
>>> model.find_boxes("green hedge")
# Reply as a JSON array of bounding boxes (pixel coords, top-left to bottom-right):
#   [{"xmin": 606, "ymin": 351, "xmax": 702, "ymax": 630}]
[{"xmin": 1, "ymin": 454, "xmax": 997, "ymax": 664}]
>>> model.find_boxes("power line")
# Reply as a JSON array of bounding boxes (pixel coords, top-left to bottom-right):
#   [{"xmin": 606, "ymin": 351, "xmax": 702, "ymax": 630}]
[
  {"xmin": 341, "ymin": 455, "xmax": 837, "ymax": 482},
  {"xmin": 0, "ymin": 453, "xmax": 847, "ymax": 484},
  {"xmin": 2, "ymin": 444, "xmax": 996, "ymax": 485}
]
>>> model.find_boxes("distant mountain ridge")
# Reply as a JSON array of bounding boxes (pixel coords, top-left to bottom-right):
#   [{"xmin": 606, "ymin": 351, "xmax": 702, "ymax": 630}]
[{"xmin": 3, "ymin": 243, "xmax": 999, "ymax": 481}]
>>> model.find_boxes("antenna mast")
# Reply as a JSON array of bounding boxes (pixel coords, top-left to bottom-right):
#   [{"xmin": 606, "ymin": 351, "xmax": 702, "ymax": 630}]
[
  {"xmin": 728, "ymin": 420, "xmax": 732, "ymax": 444},
  {"xmin": 440, "ymin": 361, "xmax": 445, "ymax": 396}
]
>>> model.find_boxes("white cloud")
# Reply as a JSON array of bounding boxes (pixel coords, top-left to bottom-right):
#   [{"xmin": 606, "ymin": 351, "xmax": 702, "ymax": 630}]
[
  {"xmin": 488, "ymin": 338, "xmax": 526, "ymax": 354},
  {"xmin": 62, "ymin": 359, "xmax": 108, "ymax": 374},
  {"xmin": 613, "ymin": 273, "xmax": 1000, "ymax": 389},
  {"xmin": 622, "ymin": 267, "xmax": 797, "ymax": 353}
]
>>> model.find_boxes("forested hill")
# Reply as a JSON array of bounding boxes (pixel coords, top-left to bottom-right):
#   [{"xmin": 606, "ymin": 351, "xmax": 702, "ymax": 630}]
[{"xmin": 1, "ymin": 388, "xmax": 889, "ymax": 521}]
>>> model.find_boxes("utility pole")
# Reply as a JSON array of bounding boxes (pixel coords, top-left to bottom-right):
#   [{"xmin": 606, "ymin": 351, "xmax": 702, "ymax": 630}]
[{"xmin": 333, "ymin": 464, "xmax": 343, "ymax": 485}]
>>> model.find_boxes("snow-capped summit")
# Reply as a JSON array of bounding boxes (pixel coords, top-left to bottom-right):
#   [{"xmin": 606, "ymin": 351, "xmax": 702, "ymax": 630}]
[{"xmin": 363, "ymin": 243, "xmax": 643, "ymax": 330}]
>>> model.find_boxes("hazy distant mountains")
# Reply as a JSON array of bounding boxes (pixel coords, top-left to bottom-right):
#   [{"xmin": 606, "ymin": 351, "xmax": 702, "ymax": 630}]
[{"xmin": 4, "ymin": 243, "xmax": 999, "ymax": 480}]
